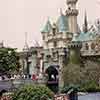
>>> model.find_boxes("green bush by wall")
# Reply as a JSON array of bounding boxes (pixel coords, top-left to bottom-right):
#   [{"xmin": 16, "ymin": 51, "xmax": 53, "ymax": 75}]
[
  {"xmin": 12, "ymin": 85, "xmax": 54, "ymax": 100},
  {"xmin": 79, "ymin": 80, "xmax": 100, "ymax": 92}
]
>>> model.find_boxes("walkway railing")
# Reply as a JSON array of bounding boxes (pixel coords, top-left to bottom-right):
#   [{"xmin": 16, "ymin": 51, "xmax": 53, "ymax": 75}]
[{"xmin": 0, "ymin": 79, "xmax": 46, "ymax": 92}]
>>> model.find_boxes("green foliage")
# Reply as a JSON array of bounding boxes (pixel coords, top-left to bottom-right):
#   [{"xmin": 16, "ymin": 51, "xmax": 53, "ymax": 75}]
[
  {"xmin": 61, "ymin": 85, "xmax": 79, "ymax": 93},
  {"xmin": 63, "ymin": 51, "xmax": 100, "ymax": 88},
  {"xmin": 82, "ymin": 60, "xmax": 100, "ymax": 84},
  {"xmin": 0, "ymin": 47, "xmax": 20, "ymax": 74},
  {"xmin": 69, "ymin": 49, "xmax": 81, "ymax": 64},
  {"xmin": 62, "ymin": 63, "xmax": 82, "ymax": 85},
  {"xmin": 12, "ymin": 85, "xmax": 54, "ymax": 100},
  {"xmin": 79, "ymin": 80, "xmax": 100, "ymax": 92},
  {"xmin": 62, "ymin": 48, "xmax": 82, "ymax": 86},
  {"xmin": 61, "ymin": 81, "xmax": 100, "ymax": 93}
]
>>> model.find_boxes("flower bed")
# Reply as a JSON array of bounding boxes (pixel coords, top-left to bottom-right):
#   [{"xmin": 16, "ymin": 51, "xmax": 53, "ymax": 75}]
[
  {"xmin": 1, "ymin": 95, "xmax": 12, "ymax": 100},
  {"xmin": 0, "ymin": 92, "xmax": 12, "ymax": 100}
]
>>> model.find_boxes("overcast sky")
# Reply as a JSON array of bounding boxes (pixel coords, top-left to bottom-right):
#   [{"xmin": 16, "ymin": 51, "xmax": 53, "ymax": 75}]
[{"xmin": 0, "ymin": 0, "xmax": 99, "ymax": 50}]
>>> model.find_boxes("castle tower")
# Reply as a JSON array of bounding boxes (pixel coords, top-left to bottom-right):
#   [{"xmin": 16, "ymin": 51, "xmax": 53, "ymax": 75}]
[
  {"xmin": 63, "ymin": 41, "xmax": 82, "ymax": 85},
  {"xmin": 41, "ymin": 18, "xmax": 52, "ymax": 49},
  {"xmin": 68, "ymin": 42, "xmax": 82, "ymax": 62},
  {"xmin": 66, "ymin": 0, "xmax": 79, "ymax": 34},
  {"xmin": 83, "ymin": 11, "xmax": 88, "ymax": 33}
]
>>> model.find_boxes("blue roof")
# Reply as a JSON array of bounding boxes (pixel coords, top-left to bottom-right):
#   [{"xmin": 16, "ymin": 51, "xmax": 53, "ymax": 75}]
[
  {"xmin": 41, "ymin": 19, "xmax": 52, "ymax": 33},
  {"xmin": 56, "ymin": 14, "xmax": 68, "ymax": 33},
  {"xmin": 72, "ymin": 32, "xmax": 96, "ymax": 42}
]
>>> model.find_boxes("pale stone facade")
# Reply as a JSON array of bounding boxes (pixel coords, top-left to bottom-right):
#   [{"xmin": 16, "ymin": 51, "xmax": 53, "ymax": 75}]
[{"xmin": 19, "ymin": 47, "xmax": 43, "ymax": 78}]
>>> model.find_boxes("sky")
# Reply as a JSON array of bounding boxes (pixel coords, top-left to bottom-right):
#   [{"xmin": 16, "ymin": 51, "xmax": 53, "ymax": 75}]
[{"xmin": 0, "ymin": 0, "xmax": 99, "ymax": 50}]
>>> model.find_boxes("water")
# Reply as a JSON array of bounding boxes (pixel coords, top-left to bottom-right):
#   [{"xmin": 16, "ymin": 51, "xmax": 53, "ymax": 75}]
[{"xmin": 78, "ymin": 93, "xmax": 100, "ymax": 100}]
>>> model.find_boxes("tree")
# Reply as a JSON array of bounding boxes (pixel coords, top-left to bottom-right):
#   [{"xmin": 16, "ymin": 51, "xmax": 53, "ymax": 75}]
[
  {"xmin": 0, "ymin": 47, "xmax": 20, "ymax": 75},
  {"xmin": 63, "ymin": 63, "xmax": 82, "ymax": 86},
  {"xmin": 12, "ymin": 85, "xmax": 54, "ymax": 100},
  {"xmin": 63, "ymin": 57, "xmax": 100, "ymax": 85},
  {"xmin": 62, "ymin": 46, "xmax": 82, "ymax": 86},
  {"xmin": 83, "ymin": 60, "xmax": 100, "ymax": 84}
]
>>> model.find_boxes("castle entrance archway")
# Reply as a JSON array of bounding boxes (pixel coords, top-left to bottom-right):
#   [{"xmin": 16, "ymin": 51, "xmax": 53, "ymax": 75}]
[{"xmin": 45, "ymin": 65, "xmax": 59, "ymax": 93}]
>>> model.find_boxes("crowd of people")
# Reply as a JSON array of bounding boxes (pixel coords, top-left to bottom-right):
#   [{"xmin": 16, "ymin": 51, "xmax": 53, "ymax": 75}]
[{"xmin": 0, "ymin": 74, "xmax": 39, "ymax": 81}]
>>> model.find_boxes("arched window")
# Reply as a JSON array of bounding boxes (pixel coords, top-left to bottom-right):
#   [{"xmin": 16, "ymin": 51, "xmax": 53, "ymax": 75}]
[
  {"xmin": 91, "ymin": 42, "xmax": 95, "ymax": 50},
  {"xmin": 54, "ymin": 41, "xmax": 57, "ymax": 47},
  {"xmin": 45, "ymin": 65, "xmax": 58, "ymax": 81},
  {"xmin": 53, "ymin": 28, "xmax": 56, "ymax": 36},
  {"xmin": 42, "ymin": 35, "xmax": 45, "ymax": 40},
  {"xmin": 85, "ymin": 43, "xmax": 89, "ymax": 50}
]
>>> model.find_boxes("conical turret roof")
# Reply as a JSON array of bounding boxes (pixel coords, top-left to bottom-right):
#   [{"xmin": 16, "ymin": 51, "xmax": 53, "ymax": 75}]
[{"xmin": 41, "ymin": 19, "xmax": 52, "ymax": 33}]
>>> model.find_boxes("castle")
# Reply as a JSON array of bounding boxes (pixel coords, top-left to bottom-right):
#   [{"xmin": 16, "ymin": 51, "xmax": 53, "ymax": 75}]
[
  {"xmin": 41, "ymin": 0, "xmax": 100, "ymax": 68},
  {"xmin": 19, "ymin": 0, "xmax": 100, "ymax": 88}
]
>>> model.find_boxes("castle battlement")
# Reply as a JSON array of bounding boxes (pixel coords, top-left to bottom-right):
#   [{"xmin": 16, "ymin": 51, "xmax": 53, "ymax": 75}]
[
  {"xmin": 67, "ymin": 0, "xmax": 78, "ymax": 4},
  {"xmin": 66, "ymin": 9, "xmax": 78, "ymax": 16}
]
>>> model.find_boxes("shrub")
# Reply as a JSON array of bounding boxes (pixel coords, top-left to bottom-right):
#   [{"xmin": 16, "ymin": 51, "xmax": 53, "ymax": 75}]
[
  {"xmin": 0, "ymin": 92, "xmax": 12, "ymax": 100},
  {"xmin": 12, "ymin": 85, "xmax": 54, "ymax": 100},
  {"xmin": 61, "ymin": 85, "xmax": 79, "ymax": 94},
  {"xmin": 1, "ymin": 95, "xmax": 12, "ymax": 100},
  {"xmin": 79, "ymin": 80, "xmax": 100, "ymax": 92}
]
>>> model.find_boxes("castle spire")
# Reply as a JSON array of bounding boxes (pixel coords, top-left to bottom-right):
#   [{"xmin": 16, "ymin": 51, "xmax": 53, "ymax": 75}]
[
  {"xmin": 23, "ymin": 32, "xmax": 29, "ymax": 51},
  {"xmin": 60, "ymin": 8, "xmax": 63, "ymax": 15},
  {"xmin": 83, "ymin": 11, "xmax": 88, "ymax": 33}
]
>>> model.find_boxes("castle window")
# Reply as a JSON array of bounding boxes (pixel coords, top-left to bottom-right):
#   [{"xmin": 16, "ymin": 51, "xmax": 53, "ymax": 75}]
[
  {"xmin": 85, "ymin": 43, "xmax": 89, "ymax": 50},
  {"xmin": 54, "ymin": 41, "xmax": 57, "ymax": 47},
  {"xmin": 41, "ymin": 53, "xmax": 44, "ymax": 59},
  {"xmin": 53, "ymin": 28, "xmax": 56, "ymax": 36},
  {"xmin": 53, "ymin": 51, "xmax": 58, "ymax": 61},
  {"xmin": 91, "ymin": 43, "xmax": 95, "ymax": 50},
  {"xmin": 42, "ymin": 35, "xmax": 45, "ymax": 40},
  {"xmin": 68, "ymin": 7, "xmax": 71, "ymax": 10},
  {"xmin": 53, "ymin": 52, "xmax": 56, "ymax": 58},
  {"xmin": 46, "ymin": 55, "xmax": 51, "ymax": 61}
]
